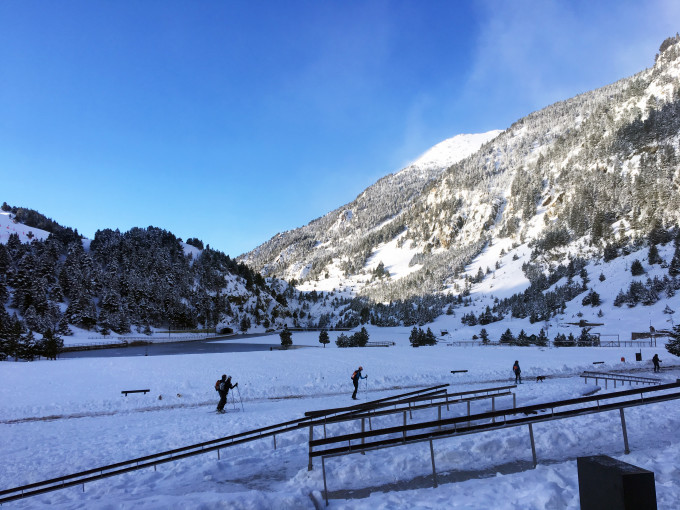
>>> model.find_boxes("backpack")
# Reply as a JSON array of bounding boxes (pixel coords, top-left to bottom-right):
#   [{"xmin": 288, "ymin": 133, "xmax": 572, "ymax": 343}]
[
  {"xmin": 215, "ymin": 379, "xmax": 222, "ymax": 391},
  {"xmin": 351, "ymin": 370, "xmax": 357, "ymax": 380}
]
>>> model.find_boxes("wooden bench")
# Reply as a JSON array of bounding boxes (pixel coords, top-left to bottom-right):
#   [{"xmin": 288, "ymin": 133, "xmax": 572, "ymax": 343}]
[{"xmin": 121, "ymin": 389, "xmax": 150, "ymax": 396}]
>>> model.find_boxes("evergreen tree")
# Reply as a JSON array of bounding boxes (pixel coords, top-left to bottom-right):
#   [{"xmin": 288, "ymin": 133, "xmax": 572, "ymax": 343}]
[
  {"xmin": 669, "ymin": 246, "xmax": 680, "ymax": 276},
  {"xmin": 516, "ymin": 329, "xmax": 529, "ymax": 346},
  {"xmin": 409, "ymin": 326, "xmax": 435, "ymax": 346},
  {"xmin": 567, "ymin": 332, "xmax": 576, "ymax": 346},
  {"xmin": 18, "ymin": 330, "xmax": 38, "ymax": 361},
  {"xmin": 577, "ymin": 328, "xmax": 598, "ymax": 346},
  {"xmin": 354, "ymin": 327, "xmax": 370, "ymax": 347},
  {"xmin": 318, "ymin": 329, "xmax": 330, "ymax": 348},
  {"xmin": 582, "ymin": 289, "xmax": 601, "ymax": 307},
  {"xmin": 648, "ymin": 243, "xmax": 662, "ymax": 265},
  {"xmin": 42, "ymin": 328, "xmax": 64, "ymax": 360},
  {"xmin": 499, "ymin": 328, "xmax": 515, "ymax": 344},
  {"xmin": 479, "ymin": 328, "xmax": 489, "ymax": 344},
  {"xmin": 279, "ymin": 327, "xmax": 293, "ymax": 349},
  {"xmin": 335, "ymin": 333, "xmax": 352, "ymax": 348},
  {"xmin": 239, "ymin": 315, "xmax": 251, "ymax": 333},
  {"xmin": 5, "ymin": 313, "xmax": 25, "ymax": 360},
  {"xmin": 553, "ymin": 332, "xmax": 568, "ymax": 347},
  {"xmin": 409, "ymin": 327, "xmax": 421, "ymax": 347},
  {"xmin": 666, "ymin": 324, "xmax": 680, "ymax": 357},
  {"xmin": 631, "ymin": 259, "xmax": 645, "ymax": 276}
]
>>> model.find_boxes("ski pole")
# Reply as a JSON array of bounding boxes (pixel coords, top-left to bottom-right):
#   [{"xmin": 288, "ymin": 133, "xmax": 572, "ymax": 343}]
[{"xmin": 236, "ymin": 385, "xmax": 244, "ymax": 412}]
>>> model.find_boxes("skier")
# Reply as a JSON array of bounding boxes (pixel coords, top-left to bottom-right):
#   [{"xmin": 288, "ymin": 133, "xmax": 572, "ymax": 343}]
[
  {"xmin": 512, "ymin": 360, "xmax": 522, "ymax": 384},
  {"xmin": 351, "ymin": 366, "xmax": 367, "ymax": 400},
  {"xmin": 216, "ymin": 374, "xmax": 238, "ymax": 413},
  {"xmin": 652, "ymin": 353, "xmax": 662, "ymax": 373}
]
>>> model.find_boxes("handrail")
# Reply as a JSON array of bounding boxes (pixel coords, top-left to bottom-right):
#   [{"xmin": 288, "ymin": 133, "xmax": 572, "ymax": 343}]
[
  {"xmin": 304, "ymin": 384, "xmax": 450, "ymax": 417},
  {"xmin": 309, "ymin": 391, "xmax": 515, "ymax": 429},
  {"xmin": 0, "ymin": 413, "xmax": 315, "ymax": 503},
  {"xmin": 580, "ymin": 371, "xmax": 660, "ymax": 385},
  {"xmin": 310, "ymin": 381, "xmax": 680, "ymax": 452},
  {"xmin": 0, "ymin": 384, "xmax": 448, "ymax": 504},
  {"xmin": 310, "ymin": 379, "xmax": 680, "ymax": 506},
  {"xmin": 313, "ymin": 390, "xmax": 680, "ymax": 459}
]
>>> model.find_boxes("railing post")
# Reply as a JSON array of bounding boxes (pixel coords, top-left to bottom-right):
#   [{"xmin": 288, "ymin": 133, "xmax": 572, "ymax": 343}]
[
  {"xmin": 492, "ymin": 396, "xmax": 496, "ymax": 423},
  {"xmin": 467, "ymin": 401, "xmax": 471, "ymax": 427},
  {"xmin": 322, "ymin": 456, "xmax": 329, "ymax": 506},
  {"xmin": 361, "ymin": 418, "xmax": 365, "ymax": 455},
  {"xmin": 529, "ymin": 423, "xmax": 537, "ymax": 467},
  {"xmin": 403, "ymin": 411, "xmax": 407, "ymax": 441},
  {"xmin": 620, "ymin": 408, "xmax": 630, "ymax": 454},
  {"xmin": 273, "ymin": 434, "xmax": 277, "ymax": 450},
  {"xmin": 308, "ymin": 425, "xmax": 313, "ymax": 470},
  {"xmin": 429, "ymin": 440, "xmax": 438, "ymax": 488}
]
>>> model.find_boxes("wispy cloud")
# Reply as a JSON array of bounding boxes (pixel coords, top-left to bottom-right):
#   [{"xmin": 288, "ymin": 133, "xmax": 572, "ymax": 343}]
[{"xmin": 464, "ymin": 0, "xmax": 680, "ymax": 121}]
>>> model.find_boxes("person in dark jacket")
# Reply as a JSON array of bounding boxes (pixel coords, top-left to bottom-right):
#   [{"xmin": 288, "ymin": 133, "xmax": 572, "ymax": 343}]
[
  {"xmin": 351, "ymin": 366, "xmax": 367, "ymax": 400},
  {"xmin": 216, "ymin": 374, "xmax": 237, "ymax": 413},
  {"xmin": 652, "ymin": 354, "xmax": 662, "ymax": 373},
  {"xmin": 512, "ymin": 360, "xmax": 522, "ymax": 384}
]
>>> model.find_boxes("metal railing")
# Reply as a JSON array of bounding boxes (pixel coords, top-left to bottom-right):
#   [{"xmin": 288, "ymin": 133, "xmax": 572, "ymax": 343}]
[
  {"xmin": 580, "ymin": 371, "xmax": 661, "ymax": 388},
  {"xmin": 304, "ymin": 384, "xmax": 516, "ymax": 470},
  {"xmin": 310, "ymin": 380, "xmax": 680, "ymax": 506},
  {"xmin": 0, "ymin": 385, "xmax": 448, "ymax": 505}
]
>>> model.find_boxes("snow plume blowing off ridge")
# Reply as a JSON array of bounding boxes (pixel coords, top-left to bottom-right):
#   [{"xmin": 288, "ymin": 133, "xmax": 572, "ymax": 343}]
[{"xmin": 401, "ymin": 130, "xmax": 504, "ymax": 176}]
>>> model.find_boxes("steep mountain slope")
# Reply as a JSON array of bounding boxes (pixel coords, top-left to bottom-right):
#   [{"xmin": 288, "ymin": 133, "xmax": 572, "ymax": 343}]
[
  {"xmin": 243, "ymin": 37, "xmax": 680, "ymax": 304},
  {"xmin": 240, "ymin": 131, "xmax": 501, "ymax": 282}
]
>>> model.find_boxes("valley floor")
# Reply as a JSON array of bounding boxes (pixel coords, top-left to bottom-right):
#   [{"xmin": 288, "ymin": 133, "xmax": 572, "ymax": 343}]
[{"xmin": 1, "ymin": 330, "xmax": 679, "ymax": 509}]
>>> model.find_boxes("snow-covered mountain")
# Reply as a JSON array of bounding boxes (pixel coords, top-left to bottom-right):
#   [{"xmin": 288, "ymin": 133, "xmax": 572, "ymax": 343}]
[
  {"xmin": 242, "ymin": 36, "xmax": 680, "ymax": 307},
  {"xmin": 4, "ymin": 37, "xmax": 680, "ymax": 342},
  {"xmin": 240, "ymin": 130, "xmax": 501, "ymax": 285}
]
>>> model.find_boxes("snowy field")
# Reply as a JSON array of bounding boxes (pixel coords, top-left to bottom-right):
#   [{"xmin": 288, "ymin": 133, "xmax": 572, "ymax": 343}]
[{"xmin": 1, "ymin": 329, "xmax": 679, "ymax": 509}]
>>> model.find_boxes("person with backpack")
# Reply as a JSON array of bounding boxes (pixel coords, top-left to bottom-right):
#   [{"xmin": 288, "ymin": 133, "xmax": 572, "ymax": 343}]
[
  {"xmin": 652, "ymin": 353, "xmax": 662, "ymax": 372},
  {"xmin": 215, "ymin": 374, "xmax": 237, "ymax": 413},
  {"xmin": 512, "ymin": 360, "xmax": 522, "ymax": 384},
  {"xmin": 351, "ymin": 366, "xmax": 367, "ymax": 400}
]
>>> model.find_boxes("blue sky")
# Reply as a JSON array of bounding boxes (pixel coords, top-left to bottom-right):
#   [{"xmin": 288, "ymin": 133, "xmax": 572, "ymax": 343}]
[{"xmin": 1, "ymin": 1, "xmax": 678, "ymax": 257}]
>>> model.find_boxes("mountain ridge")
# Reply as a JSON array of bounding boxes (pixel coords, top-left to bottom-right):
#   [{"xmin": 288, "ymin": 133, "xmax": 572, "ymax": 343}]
[{"xmin": 241, "ymin": 37, "xmax": 680, "ymax": 306}]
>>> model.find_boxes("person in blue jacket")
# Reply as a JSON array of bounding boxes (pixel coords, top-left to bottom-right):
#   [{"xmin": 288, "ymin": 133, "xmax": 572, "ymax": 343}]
[
  {"xmin": 513, "ymin": 360, "xmax": 522, "ymax": 384},
  {"xmin": 351, "ymin": 366, "xmax": 367, "ymax": 400}
]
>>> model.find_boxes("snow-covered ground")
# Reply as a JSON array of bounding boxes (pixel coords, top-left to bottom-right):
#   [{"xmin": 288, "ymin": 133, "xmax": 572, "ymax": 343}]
[
  {"xmin": 1, "ymin": 329, "xmax": 679, "ymax": 509},
  {"xmin": 0, "ymin": 211, "xmax": 51, "ymax": 244}
]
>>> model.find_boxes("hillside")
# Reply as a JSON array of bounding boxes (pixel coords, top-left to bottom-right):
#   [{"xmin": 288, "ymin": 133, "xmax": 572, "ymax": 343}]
[
  {"xmin": 0, "ymin": 208, "xmax": 352, "ymax": 359},
  {"xmin": 242, "ymin": 37, "xmax": 680, "ymax": 310}
]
